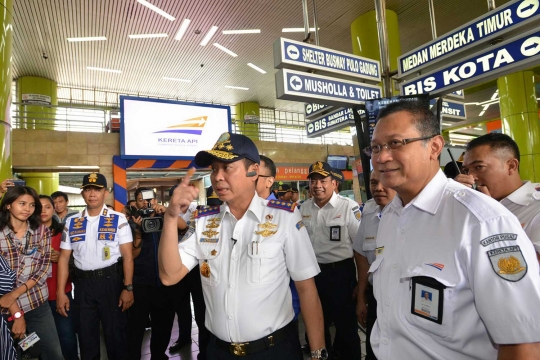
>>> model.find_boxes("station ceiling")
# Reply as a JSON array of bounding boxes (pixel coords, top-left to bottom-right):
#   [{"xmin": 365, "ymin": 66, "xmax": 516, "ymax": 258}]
[{"xmin": 13, "ymin": 0, "xmax": 538, "ymax": 136}]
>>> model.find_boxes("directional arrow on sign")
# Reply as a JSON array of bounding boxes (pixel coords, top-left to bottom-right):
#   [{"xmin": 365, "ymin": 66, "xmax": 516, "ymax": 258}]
[
  {"xmin": 521, "ymin": 35, "xmax": 540, "ymax": 55},
  {"xmin": 286, "ymin": 44, "xmax": 300, "ymax": 60},
  {"xmin": 289, "ymin": 76, "xmax": 303, "ymax": 91},
  {"xmin": 517, "ymin": 0, "xmax": 539, "ymax": 18}
]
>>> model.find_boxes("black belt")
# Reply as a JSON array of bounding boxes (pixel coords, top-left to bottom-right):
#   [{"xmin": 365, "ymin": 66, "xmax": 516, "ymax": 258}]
[
  {"xmin": 318, "ymin": 257, "xmax": 354, "ymax": 270},
  {"xmin": 75, "ymin": 262, "xmax": 121, "ymax": 279},
  {"xmin": 214, "ymin": 320, "xmax": 295, "ymax": 356}
]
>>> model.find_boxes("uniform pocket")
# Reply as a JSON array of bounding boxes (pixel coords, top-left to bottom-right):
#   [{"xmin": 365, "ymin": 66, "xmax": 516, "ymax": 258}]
[{"xmin": 246, "ymin": 243, "xmax": 282, "ymax": 286}]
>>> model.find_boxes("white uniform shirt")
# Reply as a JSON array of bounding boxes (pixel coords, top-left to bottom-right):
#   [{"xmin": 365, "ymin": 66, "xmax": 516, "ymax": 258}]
[
  {"xmin": 500, "ymin": 181, "xmax": 540, "ymax": 253},
  {"xmin": 61, "ymin": 205, "xmax": 132, "ymax": 271},
  {"xmin": 370, "ymin": 171, "xmax": 540, "ymax": 360},
  {"xmin": 300, "ymin": 192, "xmax": 361, "ymax": 263},
  {"xmin": 352, "ymin": 199, "xmax": 381, "ymax": 285},
  {"xmin": 179, "ymin": 193, "xmax": 319, "ymax": 343},
  {"xmin": 181, "ymin": 203, "xmax": 199, "ymax": 224}
]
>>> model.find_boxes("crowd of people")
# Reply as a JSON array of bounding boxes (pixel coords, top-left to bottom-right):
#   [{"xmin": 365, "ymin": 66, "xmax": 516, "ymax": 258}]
[{"xmin": 1, "ymin": 100, "xmax": 540, "ymax": 360}]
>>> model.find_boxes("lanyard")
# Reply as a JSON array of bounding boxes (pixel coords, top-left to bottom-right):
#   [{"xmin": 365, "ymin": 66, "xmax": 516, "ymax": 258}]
[{"xmin": 3, "ymin": 228, "xmax": 37, "ymax": 256}]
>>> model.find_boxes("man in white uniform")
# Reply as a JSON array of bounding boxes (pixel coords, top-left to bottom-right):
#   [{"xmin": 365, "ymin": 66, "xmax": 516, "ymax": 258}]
[
  {"xmin": 300, "ymin": 161, "xmax": 362, "ymax": 359},
  {"xmin": 57, "ymin": 173, "xmax": 134, "ymax": 360},
  {"xmin": 455, "ymin": 133, "xmax": 540, "ymax": 261},
  {"xmin": 367, "ymin": 100, "xmax": 540, "ymax": 359},
  {"xmin": 353, "ymin": 169, "xmax": 396, "ymax": 360},
  {"xmin": 158, "ymin": 133, "xmax": 327, "ymax": 360}
]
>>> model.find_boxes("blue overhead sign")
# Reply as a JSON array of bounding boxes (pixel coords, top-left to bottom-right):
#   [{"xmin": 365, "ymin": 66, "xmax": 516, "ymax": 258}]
[
  {"xmin": 306, "ymin": 108, "xmax": 354, "ymax": 138},
  {"xmin": 274, "ymin": 37, "xmax": 381, "ymax": 83},
  {"xmin": 447, "ymin": 89, "xmax": 465, "ymax": 99},
  {"xmin": 305, "ymin": 103, "xmax": 333, "ymax": 119},
  {"xmin": 275, "ymin": 69, "xmax": 382, "ymax": 107},
  {"xmin": 430, "ymin": 99, "xmax": 467, "ymax": 120},
  {"xmin": 398, "ymin": 0, "xmax": 540, "ymax": 78},
  {"xmin": 400, "ymin": 28, "xmax": 540, "ymax": 97}
]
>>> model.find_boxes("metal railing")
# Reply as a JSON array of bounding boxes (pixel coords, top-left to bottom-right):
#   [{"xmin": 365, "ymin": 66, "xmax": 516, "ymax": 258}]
[{"xmin": 11, "ymin": 103, "xmax": 107, "ymax": 133}]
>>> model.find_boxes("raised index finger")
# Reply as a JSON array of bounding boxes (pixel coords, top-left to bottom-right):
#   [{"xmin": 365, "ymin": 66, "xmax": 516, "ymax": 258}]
[{"xmin": 181, "ymin": 168, "xmax": 196, "ymax": 187}]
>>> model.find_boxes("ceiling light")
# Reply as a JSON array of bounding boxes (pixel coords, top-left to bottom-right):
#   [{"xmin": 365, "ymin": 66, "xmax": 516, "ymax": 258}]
[
  {"xmin": 247, "ymin": 63, "xmax": 266, "ymax": 74},
  {"xmin": 282, "ymin": 27, "xmax": 318, "ymax": 33},
  {"xmin": 128, "ymin": 33, "xmax": 168, "ymax": 39},
  {"xmin": 175, "ymin": 19, "xmax": 191, "ymax": 40},
  {"xmin": 222, "ymin": 29, "xmax": 261, "ymax": 34},
  {"xmin": 225, "ymin": 85, "xmax": 249, "ymax": 91},
  {"xmin": 200, "ymin": 26, "xmax": 219, "ymax": 46},
  {"xmin": 473, "ymin": 127, "xmax": 483, "ymax": 130},
  {"xmin": 67, "ymin": 36, "xmax": 107, "ymax": 42},
  {"xmin": 162, "ymin": 77, "xmax": 191, "ymax": 82},
  {"xmin": 87, "ymin": 66, "xmax": 121, "ymax": 73},
  {"xmin": 136, "ymin": 0, "xmax": 175, "ymax": 21},
  {"xmin": 213, "ymin": 43, "xmax": 237, "ymax": 57},
  {"xmin": 478, "ymin": 110, "xmax": 486, "ymax": 117},
  {"xmin": 441, "ymin": 122, "xmax": 452, "ymax": 126}
]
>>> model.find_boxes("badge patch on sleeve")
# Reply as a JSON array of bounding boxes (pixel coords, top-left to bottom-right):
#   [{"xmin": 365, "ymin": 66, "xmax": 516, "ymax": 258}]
[
  {"xmin": 480, "ymin": 233, "xmax": 517, "ymax": 247},
  {"xmin": 296, "ymin": 221, "xmax": 305, "ymax": 230},
  {"xmin": 487, "ymin": 246, "xmax": 527, "ymax": 282}
]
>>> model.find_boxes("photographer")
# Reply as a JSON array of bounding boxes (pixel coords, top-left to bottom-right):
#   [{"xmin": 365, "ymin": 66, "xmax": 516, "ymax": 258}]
[{"xmin": 127, "ymin": 187, "xmax": 187, "ymax": 360}]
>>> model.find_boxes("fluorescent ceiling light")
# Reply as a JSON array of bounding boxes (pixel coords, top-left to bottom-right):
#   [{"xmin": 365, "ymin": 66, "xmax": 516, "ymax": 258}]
[
  {"xmin": 441, "ymin": 122, "xmax": 452, "ymax": 126},
  {"xmin": 478, "ymin": 110, "xmax": 486, "ymax": 117},
  {"xmin": 136, "ymin": 0, "xmax": 175, "ymax": 21},
  {"xmin": 162, "ymin": 77, "xmax": 191, "ymax": 83},
  {"xmin": 200, "ymin": 26, "xmax": 218, "ymax": 46},
  {"xmin": 225, "ymin": 85, "xmax": 249, "ymax": 91},
  {"xmin": 129, "ymin": 33, "xmax": 168, "ymax": 39},
  {"xmin": 67, "ymin": 36, "xmax": 107, "ymax": 42},
  {"xmin": 247, "ymin": 63, "xmax": 266, "ymax": 74},
  {"xmin": 87, "ymin": 66, "xmax": 121, "ymax": 74},
  {"xmin": 473, "ymin": 127, "xmax": 483, "ymax": 131},
  {"xmin": 222, "ymin": 29, "xmax": 261, "ymax": 34},
  {"xmin": 282, "ymin": 27, "xmax": 318, "ymax": 33},
  {"xmin": 213, "ymin": 43, "xmax": 237, "ymax": 57},
  {"xmin": 175, "ymin": 19, "xmax": 191, "ymax": 40},
  {"xmin": 449, "ymin": 133, "xmax": 477, "ymax": 140}
]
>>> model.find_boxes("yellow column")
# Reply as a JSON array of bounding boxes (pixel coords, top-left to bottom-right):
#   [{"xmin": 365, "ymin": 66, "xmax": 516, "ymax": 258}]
[
  {"xmin": 16, "ymin": 76, "xmax": 58, "ymax": 130},
  {"xmin": 351, "ymin": 9, "xmax": 401, "ymax": 95},
  {"xmin": 498, "ymin": 71, "xmax": 540, "ymax": 182},
  {"xmin": 19, "ymin": 172, "xmax": 59, "ymax": 195},
  {"xmin": 235, "ymin": 102, "xmax": 259, "ymax": 141},
  {"xmin": 0, "ymin": 0, "xmax": 13, "ymax": 182}
]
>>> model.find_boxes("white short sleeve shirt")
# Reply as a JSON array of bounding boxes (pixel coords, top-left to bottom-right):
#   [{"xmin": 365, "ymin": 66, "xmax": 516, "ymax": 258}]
[
  {"xmin": 61, "ymin": 205, "xmax": 133, "ymax": 271},
  {"xmin": 370, "ymin": 171, "xmax": 540, "ymax": 360},
  {"xmin": 300, "ymin": 192, "xmax": 361, "ymax": 263},
  {"xmin": 178, "ymin": 194, "xmax": 320, "ymax": 343},
  {"xmin": 500, "ymin": 181, "xmax": 540, "ymax": 254}
]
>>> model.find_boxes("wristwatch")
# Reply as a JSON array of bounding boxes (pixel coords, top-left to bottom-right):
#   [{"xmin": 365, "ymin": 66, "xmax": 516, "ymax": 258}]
[
  {"xmin": 123, "ymin": 284, "xmax": 133, "ymax": 292},
  {"xmin": 7, "ymin": 310, "xmax": 24, "ymax": 322},
  {"xmin": 310, "ymin": 348, "xmax": 328, "ymax": 360}
]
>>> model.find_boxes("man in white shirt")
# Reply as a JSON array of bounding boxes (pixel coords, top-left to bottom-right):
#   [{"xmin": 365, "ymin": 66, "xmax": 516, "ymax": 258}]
[
  {"xmin": 455, "ymin": 133, "xmax": 540, "ymax": 261},
  {"xmin": 353, "ymin": 169, "xmax": 396, "ymax": 360},
  {"xmin": 367, "ymin": 100, "xmax": 540, "ymax": 360},
  {"xmin": 158, "ymin": 133, "xmax": 327, "ymax": 360}
]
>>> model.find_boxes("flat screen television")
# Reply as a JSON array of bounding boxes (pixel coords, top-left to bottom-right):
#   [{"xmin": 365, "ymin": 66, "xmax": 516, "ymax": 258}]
[{"xmin": 327, "ymin": 155, "xmax": 348, "ymax": 170}]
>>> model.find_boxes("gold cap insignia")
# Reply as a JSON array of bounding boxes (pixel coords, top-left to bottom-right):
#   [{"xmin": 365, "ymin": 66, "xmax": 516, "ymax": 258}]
[
  {"xmin": 313, "ymin": 162, "xmax": 324, "ymax": 171},
  {"xmin": 89, "ymin": 173, "xmax": 98, "ymax": 183}
]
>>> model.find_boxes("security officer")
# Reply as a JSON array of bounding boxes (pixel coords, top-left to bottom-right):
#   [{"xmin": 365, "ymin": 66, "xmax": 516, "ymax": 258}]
[
  {"xmin": 57, "ymin": 173, "xmax": 134, "ymax": 360},
  {"xmin": 290, "ymin": 188, "xmax": 299, "ymax": 203},
  {"xmin": 455, "ymin": 133, "xmax": 540, "ymax": 261},
  {"xmin": 300, "ymin": 161, "xmax": 362, "ymax": 359},
  {"xmin": 329, "ymin": 168, "xmax": 344, "ymax": 194},
  {"xmin": 352, "ymin": 169, "xmax": 396, "ymax": 360},
  {"xmin": 158, "ymin": 132, "xmax": 327, "ymax": 360},
  {"xmin": 277, "ymin": 184, "xmax": 292, "ymax": 201},
  {"xmin": 128, "ymin": 187, "xmax": 187, "ymax": 360},
  {"xmin": 368, "ymin": 100, "xmax": 540, "ymax": 359}
]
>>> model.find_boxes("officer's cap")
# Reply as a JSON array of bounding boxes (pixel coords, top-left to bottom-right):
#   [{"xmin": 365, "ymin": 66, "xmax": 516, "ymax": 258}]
[
  {"xmin": 206, "ymin": 186, "xmax": 222, "ymax": 206},
  {"xmin": 330, "ymin": 168, "xmax": 344, "ymax": 183},
  {"xmin": 277, "ymin": 184, "xmax": 290, "ymax": 194},
  {"xmin": 81, "ymin": 173, "xmax": 107, "ymax": 189},
  {"xmin": 195, "ymin": 132, "xmax": 260, "ymax": 167},
  {"xmin": 307, "ymin": 161, "xmax": 332, "ymax": 179}
]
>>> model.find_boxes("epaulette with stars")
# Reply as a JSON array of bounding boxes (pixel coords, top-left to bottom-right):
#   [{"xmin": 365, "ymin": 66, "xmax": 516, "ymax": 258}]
[
  {"xmin": 267, "ymin": 200, "xmax": 297, "ymax": 212},
  {"xmin": 194, "ymin": 205, "xmax": 221, "ymax": 219}
]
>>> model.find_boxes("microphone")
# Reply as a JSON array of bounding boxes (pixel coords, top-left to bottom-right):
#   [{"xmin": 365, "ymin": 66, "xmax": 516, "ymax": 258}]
[{"xmin": 246, "ymin": 171, "xmax": 257, "ymax": 177}]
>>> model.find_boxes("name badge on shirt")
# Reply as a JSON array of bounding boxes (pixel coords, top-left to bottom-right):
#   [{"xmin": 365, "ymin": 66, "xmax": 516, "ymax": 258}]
[
  {"xmin": 98, "ymin": 215, "xmax": 119, "ymax": 242},
  {"xmin": 69, "ymin": 218, "xmax": 87, "ymax": 243},
  {"xmin": 411, "ymin": 276, "xmax": 446, "ymax": 324},
  {"xmin": 330, "ymin": 226, "xmax": 341, "ymax": 241}
]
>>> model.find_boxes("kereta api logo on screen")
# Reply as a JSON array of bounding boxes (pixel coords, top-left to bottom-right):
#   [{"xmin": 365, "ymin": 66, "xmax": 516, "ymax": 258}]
[{"xmin": 153, "ymin": 116, "xmax": 208, "ymax": 135}]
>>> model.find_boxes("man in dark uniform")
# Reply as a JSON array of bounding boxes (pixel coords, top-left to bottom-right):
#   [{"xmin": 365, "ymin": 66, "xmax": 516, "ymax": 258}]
[{"xmin": 57, "ymin": 173, "xmax": 134, "ymax": 360}]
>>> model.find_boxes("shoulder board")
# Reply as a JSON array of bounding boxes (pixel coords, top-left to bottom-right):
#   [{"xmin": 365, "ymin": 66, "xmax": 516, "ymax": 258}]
[
  {"xmin": 267, "ymin": 200, "xmax": 297, "ymax": 212},
  {"xmin": 195, "ymin": 206, "xmax": 221, "ymax": 219}
]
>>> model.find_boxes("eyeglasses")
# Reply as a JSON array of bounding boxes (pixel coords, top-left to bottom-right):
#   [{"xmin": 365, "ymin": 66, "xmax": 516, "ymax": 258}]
[{"xmin": 363, "ymin": 135, "xmax": 437, "ymax": 157}]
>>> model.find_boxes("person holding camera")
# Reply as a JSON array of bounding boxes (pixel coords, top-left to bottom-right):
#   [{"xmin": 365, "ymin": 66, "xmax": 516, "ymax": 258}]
[
  {"xmin": 56, "ymin": 173, "xmax": 134, "ymax": 360},
  {"xmin": 128, "ymin": 187, "xmax": 188, "ymax": 360}
]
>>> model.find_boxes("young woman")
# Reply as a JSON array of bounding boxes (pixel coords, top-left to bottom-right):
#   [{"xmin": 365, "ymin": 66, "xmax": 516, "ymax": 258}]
[
  {"xmin": 0, "ymin": 254, "xmax": 18, "ymax": 360},
  {"xmin": 0, "ymin": 186, "xmax": 63, "ymax": 359},
  {"xmin": 40, "ymin": 195, "xmax": 79, "ymax": 360}
]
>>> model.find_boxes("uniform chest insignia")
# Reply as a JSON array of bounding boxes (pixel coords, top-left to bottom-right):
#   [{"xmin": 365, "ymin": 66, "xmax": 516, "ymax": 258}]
[
  {"xmin": 211, "ymin": 249, "xmax": 217, "ymax": 256},
  {"xmin": 201, "ymin": 261, "xmax": 211, "ymax": 278},
  {"xmin": 267, "ymin": 200, "xmax": 296, "ymax": 212},
  {"xmin": 195, "ymin": 206, "xmax": 221, "ymax": 219},
  {"xmin": 265, "ymin": 214, "xmax": 273, "ymax": 221},
  {"xmin": 487, "ymin": 245, "xmax": 527, "ymax": 281},
  {"xmin": 255, "ymin": 221, "xmax": 278, "ymax": 237},
  {"xmin": 206, "ymin": 218, "xmax": 221, "ymax": 229},
  {"xmin": 202, "ymin": 229, "xmax": 219, "ymax": 238}
]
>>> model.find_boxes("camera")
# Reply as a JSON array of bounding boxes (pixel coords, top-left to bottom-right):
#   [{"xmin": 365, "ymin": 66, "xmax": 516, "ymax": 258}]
[
  {"xmin": 138, "ymin": 189, "xmax": 155, "ymax": 217},
  {"xmin": 141, "ymin": 217, "xmax": 164, "ymax": 233}
]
